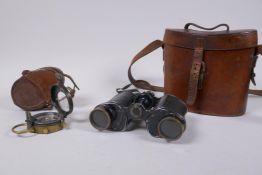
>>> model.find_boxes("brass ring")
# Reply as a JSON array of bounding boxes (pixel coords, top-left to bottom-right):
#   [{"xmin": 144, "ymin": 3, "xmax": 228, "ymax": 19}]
[{"xmin": 12, "ymin": 123, "xmax": 31, "ymax": 135}]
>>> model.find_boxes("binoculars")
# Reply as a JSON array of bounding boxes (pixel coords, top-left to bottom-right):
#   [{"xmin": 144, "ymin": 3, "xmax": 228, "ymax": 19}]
[{"xmin": 89, "ymin": 89, "xmax": 187, "ymax": 140}]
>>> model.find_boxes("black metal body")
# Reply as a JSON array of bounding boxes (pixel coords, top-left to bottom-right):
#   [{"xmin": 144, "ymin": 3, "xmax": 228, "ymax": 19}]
[
  {"xmin": 90, "ymin": 89, "xmax": 157, "ymax": 131},
  {"xmin": 146, "ymin": 95, "xmax": 187, "ymax": 140},
  {"xmin": 90, "ymin": 88, "xmax": 188, "ymax": 141}
]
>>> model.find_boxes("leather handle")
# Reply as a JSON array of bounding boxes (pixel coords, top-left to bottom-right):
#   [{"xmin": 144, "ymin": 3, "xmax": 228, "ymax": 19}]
[
  {"xmin": 184, "ymin": 23, "xmax": 230, "ymax": 31},
  {"xmin": 249, "ymin": 45, "xmax": 262, "ymax": 96},
  {"xmin": 128, "ymin": 40, "xmax": 164, "ymax": 92}
]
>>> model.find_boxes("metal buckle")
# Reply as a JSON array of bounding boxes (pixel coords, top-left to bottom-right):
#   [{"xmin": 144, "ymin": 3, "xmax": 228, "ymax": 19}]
[
  {"xmin": 198, "ymin": 61, "xmax": 206, "ymax": 89},
  {"xmin": 250, "ymin": 55, "xmax": 258, "ymax": 86}
]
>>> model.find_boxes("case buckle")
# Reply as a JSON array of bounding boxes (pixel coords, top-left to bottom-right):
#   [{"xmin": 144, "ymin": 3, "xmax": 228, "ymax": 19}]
[
  {"xmin": 198, "ymin": 61, "xmax": 206, "ymax": 89},
  {"xmin": 250, "ymin": 55, "xmax": 258, "ymax": 86}
]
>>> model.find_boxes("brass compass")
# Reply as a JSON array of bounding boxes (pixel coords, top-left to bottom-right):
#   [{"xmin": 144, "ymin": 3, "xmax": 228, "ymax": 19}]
[{"xmin": 12, "ymin": 81, "xmax": 75, "ymax": 135}]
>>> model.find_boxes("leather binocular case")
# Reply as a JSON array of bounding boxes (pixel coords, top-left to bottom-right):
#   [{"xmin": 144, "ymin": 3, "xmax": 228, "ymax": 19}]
[
  {"xmin": 128, "ymin": 23, "xmax": 262, "ymax": 116},
  {"xmin": 11, "ymin": 67, "xmax": 79, "ymax": 111}
]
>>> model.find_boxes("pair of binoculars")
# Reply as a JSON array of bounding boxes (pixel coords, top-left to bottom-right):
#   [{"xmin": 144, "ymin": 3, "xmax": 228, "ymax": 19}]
[{"xmin": 89, "ymin": 89, "xmax": 187, "ymax": 140}]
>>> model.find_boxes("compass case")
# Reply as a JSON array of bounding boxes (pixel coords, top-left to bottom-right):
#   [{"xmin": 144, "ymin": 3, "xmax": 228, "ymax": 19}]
[{"xmin": 11, "ymin": 67, "xmax": 64, "ymax": 111}]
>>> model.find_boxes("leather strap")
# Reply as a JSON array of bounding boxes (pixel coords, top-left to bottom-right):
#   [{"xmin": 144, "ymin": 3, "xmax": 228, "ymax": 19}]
[
  {"xmin": 128, "ymin": 40, "xmax": 164, "ymax": 92},
  {"xmin": 128, "ymin": 41, "xmax": 262, "ymax": 101},
  {"xmin": 249, "ymin": 45, "xmax": 262, "ymax": 96},
  {"xmin": 128, "ymin": 39, "xmax": 206, "ymax": 106},
  {"xmin": 23, "ymin": 73, "xmax": 51, "ymax": 109},
  {"xmin": 187, "ymin": 38, "xmax": 205, "ymax": 105}
]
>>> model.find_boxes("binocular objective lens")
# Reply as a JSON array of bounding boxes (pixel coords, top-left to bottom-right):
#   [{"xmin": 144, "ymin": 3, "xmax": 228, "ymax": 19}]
[
  {"xmin": 158, "ymin": 117, "xmax": 184, "ymax": 140},
  {"xmin": 90, "ymin": 109, "xmax": 111, "ymax": 131}
]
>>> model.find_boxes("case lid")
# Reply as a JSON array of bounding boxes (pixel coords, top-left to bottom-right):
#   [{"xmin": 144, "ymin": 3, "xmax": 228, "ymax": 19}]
[{"xmin": 164, "ymin": 23, "xmax": 258, "ymax": 50}]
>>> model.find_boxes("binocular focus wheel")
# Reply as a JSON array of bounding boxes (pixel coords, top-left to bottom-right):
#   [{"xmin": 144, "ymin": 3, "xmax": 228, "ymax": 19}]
[{"xmin": 129, "ymin": 103, "xmax": 144, "ymax": 119}]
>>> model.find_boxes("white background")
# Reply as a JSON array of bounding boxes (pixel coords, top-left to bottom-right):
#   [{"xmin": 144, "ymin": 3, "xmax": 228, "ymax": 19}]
[{"xmin": 0, "ymin": 0, "xmax": 262, "ymax": 175}]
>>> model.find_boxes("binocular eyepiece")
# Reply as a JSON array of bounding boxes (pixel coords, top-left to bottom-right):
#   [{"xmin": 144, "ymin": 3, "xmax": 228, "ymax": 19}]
[
  {"xmin": 90, "ymin": 89, "xmax": 155, "ymax": 131},
  {"xmin": 89, "ymin": 89, "xmax": 187, "ymax": 141},
  {"xmin": 146, "ymin": 95, "xmax": 187, "ymax": 140}
]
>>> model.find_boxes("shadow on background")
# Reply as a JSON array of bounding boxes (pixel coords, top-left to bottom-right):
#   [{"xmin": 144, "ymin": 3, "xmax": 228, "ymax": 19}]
[
  {"xmin": 246, "ymin": 95, "xmax": 262, "ymax": 124},
  {"xmin": 133, "ymin": 115, "xmax": 199, "ymax": 144},
  {"xmin": 73, "ymin": 95, "xmax": 91, "ymax": 108},
  {"xmin": 247, "ymin": 95, "xmax": 262, "ymax": 110}
]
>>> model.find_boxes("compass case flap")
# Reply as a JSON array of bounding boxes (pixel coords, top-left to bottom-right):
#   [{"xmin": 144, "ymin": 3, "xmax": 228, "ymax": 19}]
[{"xmin": 11, "ymin": 67, "xmax": 64, "ymax": 111}]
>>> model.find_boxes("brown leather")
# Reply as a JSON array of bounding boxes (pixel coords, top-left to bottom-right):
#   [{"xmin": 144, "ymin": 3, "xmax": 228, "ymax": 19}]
[
  {"xmin": 164, "ymin": 29, "xmax": 257, "ymax": 50},
  {"xmin": 128, "ymin": 23, "xmax": 260, "ymax": 116},
  {"xmin": 258, "ymin": 45, "xmax": 262, "ymax": 53},
  {"xmin": 128, "ymin": 40, "xmax": 164, "ymax": 92},
  {"xmin": 249, "ymin": 45, "xmax": 262, "ymax": 96},
  {"xmin": 11, "ymin": 67, "xmax": 63, "ymax": 111},
  {"xmin": 187, "ymin": 38, "xmax": 204, "ymax": 105}
]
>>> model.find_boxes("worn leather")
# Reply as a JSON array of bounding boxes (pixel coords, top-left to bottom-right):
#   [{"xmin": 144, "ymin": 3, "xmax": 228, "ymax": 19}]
[
  {"xmin": 163, "ymin": 29, "xmax": 257, "ymax": 50},
  {"xmin": 11, "ymin": 67, "xmax": 63, "ymax": 111},
  {"xmin": 128, "ymin": 40, "xmax": 164, "ymax": 92},
  {"xmin": 128, "ymin": 24, "xmax": 260, "ymax": 116},
  {"xmin": 187, "ymin": 38, "xmax": 204, "ymax": 105},
  {"xmin": 249, "ymin": 45, "xmax": 262, "ymax": 96}
]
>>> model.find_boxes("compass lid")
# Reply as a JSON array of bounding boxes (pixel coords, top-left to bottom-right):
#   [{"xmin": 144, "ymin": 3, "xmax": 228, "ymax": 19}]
[{"xmin": 51, "ymin": 85, "xmax": 73, "ymax": 117}]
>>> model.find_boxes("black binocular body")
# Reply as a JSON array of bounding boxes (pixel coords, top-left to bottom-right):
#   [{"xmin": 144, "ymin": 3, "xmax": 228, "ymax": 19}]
[{"xmin": 90, "ymin": 89, "xmax": 187, "ymax": 140}]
